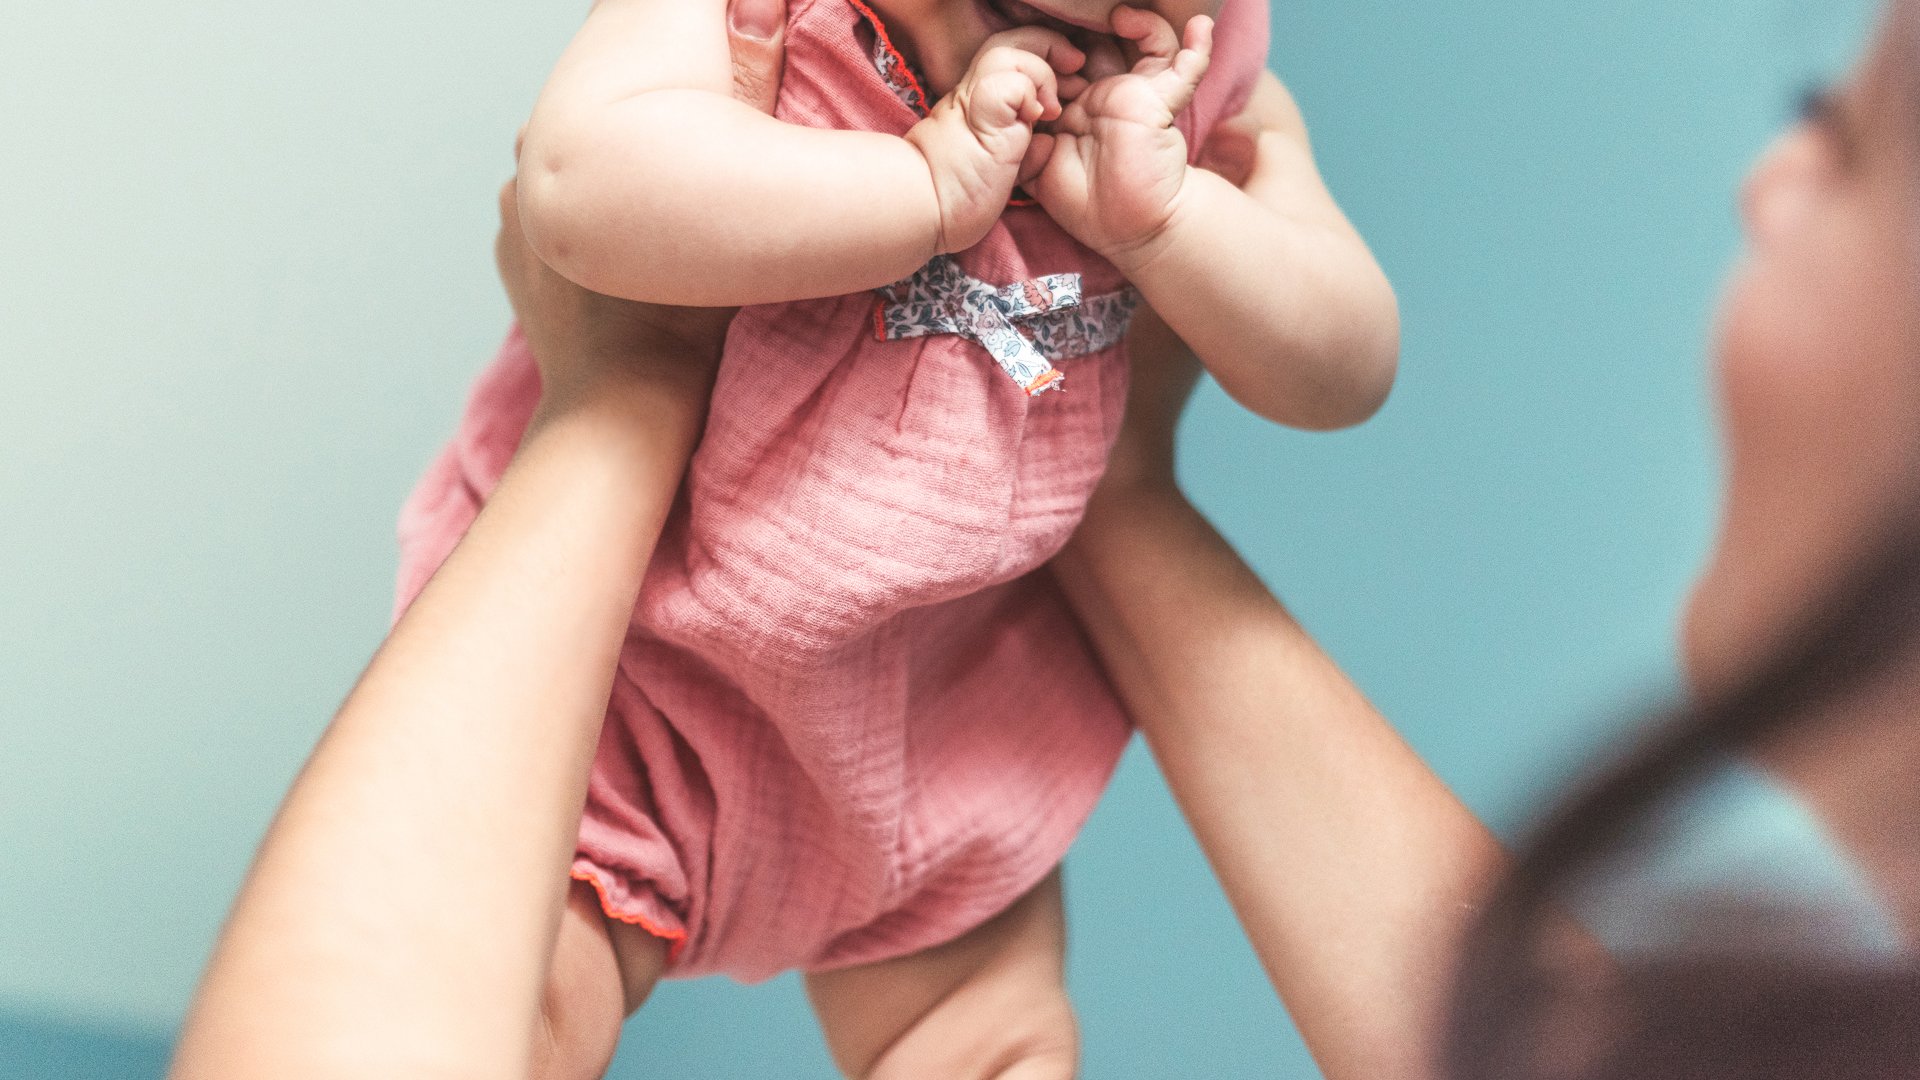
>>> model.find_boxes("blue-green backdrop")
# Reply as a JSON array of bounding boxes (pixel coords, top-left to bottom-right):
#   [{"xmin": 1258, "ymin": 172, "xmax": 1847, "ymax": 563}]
[{"xmin": 0, "ymin": 0, "xmax": 1880, "ymax": 1074}]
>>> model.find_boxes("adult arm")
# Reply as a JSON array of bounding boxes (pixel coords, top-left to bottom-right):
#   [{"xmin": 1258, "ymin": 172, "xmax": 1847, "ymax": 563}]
[
  {"xmin": 1053, "ymin": 315, "xmax": 1499, "ymax": 1079},
  {"xmin": 170, "ymin": 197, "xmax": 715, "ymax": 1080},
  {"xmin": 168, "ymin": 8, "xmax": 788, "ymax": 1077}
]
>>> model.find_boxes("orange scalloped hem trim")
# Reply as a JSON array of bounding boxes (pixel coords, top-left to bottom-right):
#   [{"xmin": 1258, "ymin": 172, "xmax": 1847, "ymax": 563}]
[{"xmin": 570, "ymin": 867, "xmax": 689, "ymax": 963}]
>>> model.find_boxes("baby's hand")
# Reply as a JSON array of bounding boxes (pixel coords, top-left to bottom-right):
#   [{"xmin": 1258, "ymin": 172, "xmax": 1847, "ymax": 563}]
[
  {"xmin": 1029, "ymin": 8, "xmax": 1213, "ymax": 266},
  {"xmin": 907, "ymin": 28, "xmax": 1088, "ymax": 256}
]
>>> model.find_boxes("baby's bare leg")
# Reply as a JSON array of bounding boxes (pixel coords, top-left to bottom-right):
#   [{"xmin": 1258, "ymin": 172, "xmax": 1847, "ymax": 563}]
[
  {"xmin": 533, "ymin": 879, "xmax": 671, "ymax": 1080},
  {"xmin": 805, "ymin": 869, "xmax": 1078, "ymax": 1080}
]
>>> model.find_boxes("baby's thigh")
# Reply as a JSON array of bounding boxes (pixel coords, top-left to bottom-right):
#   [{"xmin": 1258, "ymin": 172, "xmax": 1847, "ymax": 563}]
[
  {"xmin": 804, "ymin": 870, "xmax": 1078, "ymax": 1080},
  {"xmin": 534, "ymin": 880, "xmax": 672, "ymax": 1080}
]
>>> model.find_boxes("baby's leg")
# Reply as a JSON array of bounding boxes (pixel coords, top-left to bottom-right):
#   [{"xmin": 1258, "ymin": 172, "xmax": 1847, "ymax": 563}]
[
  {"xmin": 805, "ymin": 870, "xmax": 1078, "ymax": 1080},
  {"xmin": 533, "ymin": 879, "xmax": 672, "ymax": 1080}
]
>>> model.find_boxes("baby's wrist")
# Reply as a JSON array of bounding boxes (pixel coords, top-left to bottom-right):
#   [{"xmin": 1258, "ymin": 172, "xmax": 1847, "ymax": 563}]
[
  {"xmin": 902, "ymin": 118, "xmax": 968, "ymax": 257},
  {"xmin": 1104, "ymin": 165, "xmax": 1205, "ymax": 279}
]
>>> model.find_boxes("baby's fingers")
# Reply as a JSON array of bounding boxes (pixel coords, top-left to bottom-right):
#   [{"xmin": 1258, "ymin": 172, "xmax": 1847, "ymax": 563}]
[
  {"xmin": 1051, "ymin": 96, "xmax": 1093, "ymax": 138},
  {"xmin": 1171, "ymin": 14, "xmax": 1214, "ymax": 89},
  {"xmin": 1010, "ymin": 53, "xmax": 1063, "ymax": 121},
  {"xmin": 976, "ymin": 67, "xmax": 1053, "ymax": 129},
  {"xmin": 1109, "ymin": 5, "xmax": 1179, "ymax": 61},
  {"xmin": 1017, "ymin": 131, "xmax": 1057, "ymax": 187},
  {"xmin": 1142, "ymin": 13, "xmax": 1211, "ymax": 115}
]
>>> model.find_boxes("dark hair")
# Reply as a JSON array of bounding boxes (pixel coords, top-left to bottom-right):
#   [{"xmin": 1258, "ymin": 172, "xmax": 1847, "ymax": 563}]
[{"xmin": 1445, "ymin": 492, "xmax": 1920, "ymax": 1078}]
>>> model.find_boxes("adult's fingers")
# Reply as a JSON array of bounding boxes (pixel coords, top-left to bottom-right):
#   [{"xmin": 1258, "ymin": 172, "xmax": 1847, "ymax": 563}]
[{"xmin": 727, "ymin": 0, "xmax": 789, "ymax": 114}]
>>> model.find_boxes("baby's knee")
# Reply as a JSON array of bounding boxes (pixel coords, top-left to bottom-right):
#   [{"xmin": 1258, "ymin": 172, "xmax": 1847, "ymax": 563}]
[
  {"xmin": 532, "ymin": 963, "xmax": 624, "ymax": 1080},
  {"xmin": 985, "ymin": 994, "xmax": 1079, "ymax": 1080},
  {"xmin": 865, "ymin": 987, "xmax": 1080, "ymax": 1080},
  {"xmin": 532, "ymin": 881, "xmax": 652, "ymax": 1080}
]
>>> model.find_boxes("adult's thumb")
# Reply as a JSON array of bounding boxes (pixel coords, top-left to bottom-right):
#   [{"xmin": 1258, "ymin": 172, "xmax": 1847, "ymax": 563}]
[{"xmin": 727, "ymin": 0, "xmax": 788, "ymax": 115}]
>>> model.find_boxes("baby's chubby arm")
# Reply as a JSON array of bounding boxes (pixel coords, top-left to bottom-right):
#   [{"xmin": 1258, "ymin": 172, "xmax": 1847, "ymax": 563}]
[
  {"xmin": 1033, "ymin": 13, "xmax": 1399, "ymax": 430},
  {"xmin": 517, "ymin": 0, "xmax": 1088, "ymax": 306}
]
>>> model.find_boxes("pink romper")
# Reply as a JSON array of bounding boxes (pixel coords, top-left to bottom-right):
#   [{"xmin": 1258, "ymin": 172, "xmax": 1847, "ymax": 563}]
[{"xmin": 394, "ymin": 0, "xmax": 1268, "ymax": 981}]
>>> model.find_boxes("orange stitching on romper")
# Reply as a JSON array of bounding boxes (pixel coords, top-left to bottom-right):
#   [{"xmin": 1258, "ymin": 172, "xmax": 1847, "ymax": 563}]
[
  {"xmin": 570, "ymin": 867, "xmax": 689, "ymax": 963},
  {"xmin": 844, "ymin": 0, "xmax": 1042, "ymax": 217},
  {"xmin": 871, "ymin": 295, "xmax": 889, "ymax": 340},
  {"xmin": 844, "ymin": 0, "xmax": 931, "ymax": 115},
  {"xmin": 1024, "ymin": 368, "xmax": 1065, "ymax": 395}
]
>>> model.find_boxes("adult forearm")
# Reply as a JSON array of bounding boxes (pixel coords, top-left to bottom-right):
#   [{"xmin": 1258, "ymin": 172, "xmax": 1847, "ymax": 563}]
[
  {"xmin": 1119, "ymin": 167, "xmax": 1399, "ymax": 432},
  {"xmin": 173, "ymin": 389, "xmax": 701, "ymax": 1080},
  {"xmin": 1055, "ymin": 483, "xmax": 1501, "ymax": 1080}
]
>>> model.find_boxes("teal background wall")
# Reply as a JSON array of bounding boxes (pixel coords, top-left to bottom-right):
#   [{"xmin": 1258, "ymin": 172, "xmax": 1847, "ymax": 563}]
[{"xmin": 0, "ymin": 0, "xmax": 1880, "ymax": 1074}]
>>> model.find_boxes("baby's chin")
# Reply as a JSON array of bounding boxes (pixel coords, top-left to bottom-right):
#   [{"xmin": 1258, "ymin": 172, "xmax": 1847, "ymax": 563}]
[
  {"xmin": 978, "ymin": 0, "xmax": 1109, "ymax": 34},
  {"xmin": 974, "ymin": 0, "xmax": 1121, "ymax": 52}
]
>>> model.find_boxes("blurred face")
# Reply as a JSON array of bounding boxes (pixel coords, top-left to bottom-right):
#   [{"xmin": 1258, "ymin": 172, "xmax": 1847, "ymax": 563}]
[
  {"xmin": 1685, "ymin": 3, "xmax": 1920, "ymax": 696},
  {"xmin": 874, "ymin": 0, "xmax": 1221, "ymax": 93}
]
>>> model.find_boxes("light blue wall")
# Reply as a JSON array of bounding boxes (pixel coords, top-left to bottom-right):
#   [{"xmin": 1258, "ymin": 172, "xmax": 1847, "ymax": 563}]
[{"xmin": 0, "ymin": 0, "xmax": 1880, "ymax": 1074}]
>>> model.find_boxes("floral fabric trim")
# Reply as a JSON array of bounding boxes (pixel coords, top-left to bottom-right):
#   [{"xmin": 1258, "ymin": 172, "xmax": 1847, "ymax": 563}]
[
  {"xmin": 875, "ymin": 255, "xmax": 1139, "ymax": 395},
  {"xmin": 846, "ymin": 0, "xmax": 930, "ymax": 115},
  {"xmin": 1023, "ymin": 287, "xmax": 1141, "ymax": 361}
]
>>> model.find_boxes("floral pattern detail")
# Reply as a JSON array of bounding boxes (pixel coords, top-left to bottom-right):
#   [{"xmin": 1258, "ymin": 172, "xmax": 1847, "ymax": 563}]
[
  {"xmin": 876, "ymin": 256, "xmax": 1140, "ymax": 395},
  {"xmin": 847, "ymin": 0, "xmax": 931, "ymax": 115},
  {"xmin": 1023, "ymin": 288, "xmax": 1141, "ymax": 363}
]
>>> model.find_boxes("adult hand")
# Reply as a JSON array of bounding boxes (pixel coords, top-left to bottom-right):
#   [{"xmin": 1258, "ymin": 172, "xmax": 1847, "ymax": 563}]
[
  {"xmin": 498, "ymin": 0, "xmax": 791, "ymax": 430},
  {"xmin": 1101, "ymin": 304, "xmax": 1204, "ymax": 493}
]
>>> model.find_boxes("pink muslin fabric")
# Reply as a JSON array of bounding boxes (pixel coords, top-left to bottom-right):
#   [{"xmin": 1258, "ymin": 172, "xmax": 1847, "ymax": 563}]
[{"xmin": 394, "ymin": 0, "xmax": 1268, "ymax": 980}]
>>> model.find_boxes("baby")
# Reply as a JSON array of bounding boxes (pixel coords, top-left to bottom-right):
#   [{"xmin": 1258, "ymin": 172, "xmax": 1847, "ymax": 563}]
[{"xmin": 395, "ymin": 0, "xmax": 1397, "ymax": 1075}]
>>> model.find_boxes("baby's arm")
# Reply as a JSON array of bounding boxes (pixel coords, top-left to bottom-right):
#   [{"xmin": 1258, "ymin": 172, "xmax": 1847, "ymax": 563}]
[
  {"xmin": 1032, "ymin": 13, "xmax": 1400, "ymax": 430},
  {"xmin": 517, "ymin": 0, "xmax": 1086, "ymax": 306}
]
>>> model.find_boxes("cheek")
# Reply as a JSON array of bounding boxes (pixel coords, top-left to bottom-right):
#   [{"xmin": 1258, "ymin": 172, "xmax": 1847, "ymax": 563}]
[{"xmin": 1687, "ymin": 220, "xmax": 1920, "ymax": 693}]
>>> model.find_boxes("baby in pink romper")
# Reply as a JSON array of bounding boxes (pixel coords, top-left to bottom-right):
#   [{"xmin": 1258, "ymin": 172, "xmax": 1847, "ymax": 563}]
[{"xmin": 396, "ymin": 0, "xmax": 1398, "ymax": 1073}]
